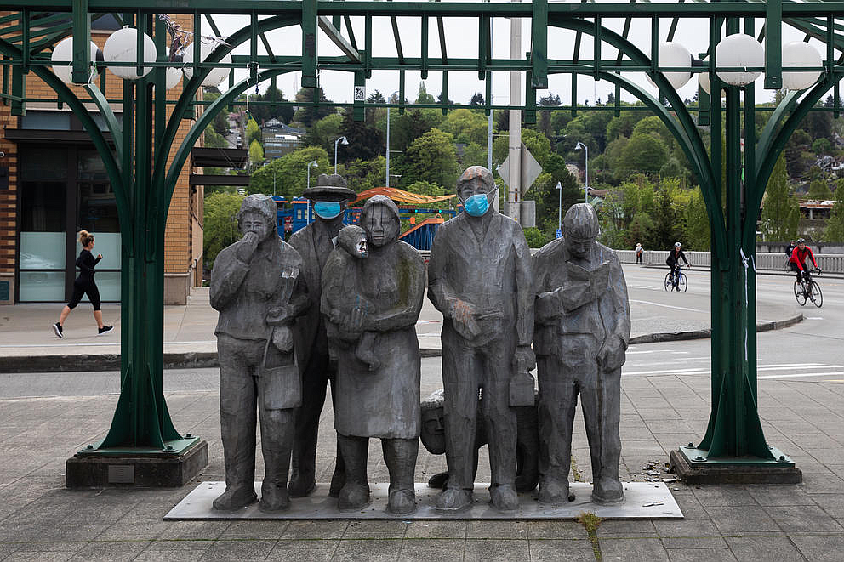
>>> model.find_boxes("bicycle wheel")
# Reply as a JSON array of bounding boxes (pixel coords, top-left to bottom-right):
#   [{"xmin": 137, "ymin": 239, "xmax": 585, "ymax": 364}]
[
  {"xmin": 810, "ymin": 282, "xmax": 823, "ymax": 308},
  {"xmin": 678, "ymin": 273, "xmax": 687, "ymax": 292},
  {"xmin": 664, "ymin": 273, "xmax": 672, "ymax": 291},
  {"xmin": 794, "ymin": 280, "xmax": 807, "ymax": 305}
]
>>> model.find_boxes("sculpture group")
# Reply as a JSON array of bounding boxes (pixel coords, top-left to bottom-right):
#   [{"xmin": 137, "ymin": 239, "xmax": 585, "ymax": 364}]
[{"xmin": 210, "ymin": 167, "xmax": 630, "ymax": 514}]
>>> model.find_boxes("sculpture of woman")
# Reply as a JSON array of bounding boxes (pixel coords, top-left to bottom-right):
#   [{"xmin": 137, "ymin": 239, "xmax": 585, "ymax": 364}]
[{"xmin": 321, "ymin": 195, "xmax": 426, "ymax": 514}]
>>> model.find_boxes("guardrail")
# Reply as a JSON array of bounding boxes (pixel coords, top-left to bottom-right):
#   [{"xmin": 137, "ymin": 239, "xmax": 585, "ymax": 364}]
[{"xmin": 614, "ymin": 249, "xmax": 844, "ymax": 273}]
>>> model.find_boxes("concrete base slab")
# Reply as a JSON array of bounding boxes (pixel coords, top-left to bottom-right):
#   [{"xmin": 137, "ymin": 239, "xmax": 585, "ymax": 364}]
[
  {"xmin": 165, "ymin": 481, "xmax": 682, "ymax": 520},
  {"xmin": 66, "ymin": 440, "xmax": 208, "ymax": 488},
  {"xmin": 670, "ymin": 449, "xmax": 803, "ymax": 485}
]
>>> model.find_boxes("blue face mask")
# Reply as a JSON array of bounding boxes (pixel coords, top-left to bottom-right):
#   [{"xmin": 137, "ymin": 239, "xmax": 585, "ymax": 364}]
[
  {"xmin": 314, "ymin": 201, "xmax": 342, "ymax": 219},
  {"xmin": 464, "ymin": 193, "xmax": 490, "ymax": 217}
]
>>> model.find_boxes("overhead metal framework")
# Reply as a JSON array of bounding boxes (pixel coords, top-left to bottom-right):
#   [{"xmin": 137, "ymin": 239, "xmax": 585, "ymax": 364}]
[{"xmin": 0, "ymin": 0, "xmax": 840, "ymax": 478}]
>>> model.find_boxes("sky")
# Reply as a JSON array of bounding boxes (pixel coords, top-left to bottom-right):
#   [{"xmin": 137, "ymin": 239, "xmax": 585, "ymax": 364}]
[{"xmin": 208, "ymin": 0, "xmax": 827, "ymax": 110}]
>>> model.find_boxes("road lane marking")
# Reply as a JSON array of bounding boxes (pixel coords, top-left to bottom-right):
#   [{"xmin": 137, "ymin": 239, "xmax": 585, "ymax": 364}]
[
  {"xmin": 759, "ymin": 372, "xmax": 844, "ymax": 379},
  {"xmin": 629, "ymin": 299, "xmax": 708, "ymax": 313}
]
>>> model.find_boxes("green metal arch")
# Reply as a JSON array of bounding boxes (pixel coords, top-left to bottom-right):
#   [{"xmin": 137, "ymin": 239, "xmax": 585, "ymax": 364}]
[
  {"xmin": 551, "ymin": 17, "xmax": 728, "ymax": 257},
  {"xmin": 163, "ymin": 67, "xmax": 293, "ymax": 220},
  {"xmin": 149, "ymin": 15, "xmax": 298, "ymax": 236},
  {"xmin": 0, "ymin": 37, "xmax": 130, "ymax": 238},
  {"xmin": 745, "ymin": 73, "xmax": 842, "ymax": 246}
]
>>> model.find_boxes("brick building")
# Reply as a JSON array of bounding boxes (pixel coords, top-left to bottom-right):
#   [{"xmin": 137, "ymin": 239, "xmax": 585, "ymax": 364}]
[{"xmin": 0, "ymin": 15, "xmax": 203, "ymax": 305}]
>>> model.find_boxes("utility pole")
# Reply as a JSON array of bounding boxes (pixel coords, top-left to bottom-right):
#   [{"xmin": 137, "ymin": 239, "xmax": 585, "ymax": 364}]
[{"xmin": 508, "ymin": 0, "xmax": 522, "ymax": 223}]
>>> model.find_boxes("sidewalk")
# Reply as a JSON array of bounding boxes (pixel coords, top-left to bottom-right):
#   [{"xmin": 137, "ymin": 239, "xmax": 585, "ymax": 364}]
[{"xmin": 0, "ymin": 267, "xmax": 802, "ymax": 372}]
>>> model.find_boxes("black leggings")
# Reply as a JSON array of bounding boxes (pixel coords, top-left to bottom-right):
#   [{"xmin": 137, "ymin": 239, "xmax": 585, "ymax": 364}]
[
  {"xmin": 790, "ymin": 262, "xmax": 811, "ymax": 281},
  {"xmin": 67, "ymin": 278, "xmax": 101, "ymax": 310}
]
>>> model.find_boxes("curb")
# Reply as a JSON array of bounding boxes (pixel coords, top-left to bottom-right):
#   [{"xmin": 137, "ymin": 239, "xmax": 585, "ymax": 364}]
[
  {"xmin": 627, "ymin": 313, "xmax": 804, "ymax": 345},
  {"xmin": 0, "ymin": 315, "xmax": 804, "ymax": 373}
]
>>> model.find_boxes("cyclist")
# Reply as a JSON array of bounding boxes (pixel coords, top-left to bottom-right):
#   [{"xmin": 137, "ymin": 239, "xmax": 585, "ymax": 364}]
[
  {"xmin": 665, "ymin": 242, "xmax": 690, "ymax": 289},
  {"xmin": 789, "ymin": 238, "xmax": 819, "ymax": 283}
]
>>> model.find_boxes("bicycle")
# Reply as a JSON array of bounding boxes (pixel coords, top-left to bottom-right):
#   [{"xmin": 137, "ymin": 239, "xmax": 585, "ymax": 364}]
[
  {"xmin": 793, "ymin": 269, "xmax": 823, "ymax": 308},
  {"xmin": 664, "ymin": 265, "xmax": 688, "ymax": 292}
]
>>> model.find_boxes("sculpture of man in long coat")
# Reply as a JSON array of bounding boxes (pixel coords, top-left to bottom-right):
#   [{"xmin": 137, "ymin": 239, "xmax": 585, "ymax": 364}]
[
  {"xmin": 288, "ymin": 174, "xmax": 356, "ymax": 497},
  {"xmin": 532, "ymin": 203, "xmax": 630, "ymax": 504},
  {"xmin": 427, "ymin": 166, "xmax": 535, "ymax": 512}
]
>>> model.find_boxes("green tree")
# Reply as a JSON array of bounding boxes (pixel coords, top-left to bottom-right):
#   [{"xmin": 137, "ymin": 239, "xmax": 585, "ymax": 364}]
[
  {"xmin": 807, "ymin": 179, "xmax": 833, "ymax": 201},
  {"xmin": 405, "ymin": 180, "xmax": 445, "ymax": 196},
  {"xmin": 522, "ymin": 226, "xmax": 549, "ymax": 248},
  {"xmin": 248, "ymin": 139, "xmax": 264, "ymax": 166},
  {"xmin": 292, "ymin": 87, "xmax": 336, "ymax": 127},
  {"xmin": 824, "ymin": 180, "xmax": 844, "ymax": 240},
  {"xmin": 304, "ymin": 113, "xmax": 343, "ymax": 154},
  {"xmin": 651, "ymin": 180, "xmax": 681, "ymax": 249},
  {"xmin": 203, "ymin": 192, "xmax": 244, "ymax": 267},
  {"xmin": 204, "ymin": 128, "xmax": 229, "ymax": 149},
  {"xmin": 442, "ymin": 108, "xmax": 489, "ymax": 145},
  {"xmin": 619, "ymin": 133, "xmax": 669, "ymax": 176},
  {"xmin": 246, "ymin": 118, "xmax": 262, "ymax": 147},
  {"xmin": 415, "ymin": 82, "xmax": 436, "ymax": 104},
  {"xmin": 249, "ymin": 146, "xmax": 331, "ymax": 196},
  {"xmin": 340, "ymin": 108, "xmax": 385, "ymax": 162},
  {"xmin": 399, "ymin": 128, "xmax": 459, "ymax": 189},
  {"xmin": 683, "ymin": 187, "xmax": 711, "ymax": 251},
  {"xmin": 343, "ymin": 156, "xmax": 386, "ymax": 192},
  {"xmin": 812, "ymin": 137, "xmax": 832, "ymax": 156},
  {"xmin": 626, "ymin": 212, "xmax": 655, "ymax": 249},
  {"xmin": 760, "ymin": 154, "xmax": 800, "ymax": 241}
]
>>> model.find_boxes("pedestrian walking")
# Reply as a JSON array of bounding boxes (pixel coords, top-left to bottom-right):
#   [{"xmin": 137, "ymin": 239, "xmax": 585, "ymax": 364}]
[
  {"xmin": 53, "ymin": 230, "xmax": 114, "ymax": 338},
  {"xmin": 635, "ymin": 242, "xmax": 643, "ymax": 264}
]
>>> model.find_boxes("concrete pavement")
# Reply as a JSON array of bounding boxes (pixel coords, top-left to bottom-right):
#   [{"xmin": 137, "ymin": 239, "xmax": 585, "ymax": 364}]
[{"xmin": 0, "ymin": 266, "xmax": 841, "ymax": 560}]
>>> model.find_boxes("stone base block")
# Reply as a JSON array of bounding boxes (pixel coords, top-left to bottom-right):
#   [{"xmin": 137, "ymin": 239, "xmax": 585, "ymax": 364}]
[
  {"xmin": 66, "ymin": 439, "xmax": 208, "ymax": 489},
  {"xmin": 669, "ymin": 448, "xmax": 802, "ymax": 485}
]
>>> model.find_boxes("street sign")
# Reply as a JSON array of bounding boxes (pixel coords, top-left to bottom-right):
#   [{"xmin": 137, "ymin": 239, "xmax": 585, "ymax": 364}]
[
  {"xmin": 498, "ymin": 144, "xmax": 542, "ymax": 194},
  {"xmin": 354, "ymin": 86, "xmax": 366, "ymax": 101},
  {"xmin": 556, "ymin": 229, "xmax": 562, "ymax": 239}
]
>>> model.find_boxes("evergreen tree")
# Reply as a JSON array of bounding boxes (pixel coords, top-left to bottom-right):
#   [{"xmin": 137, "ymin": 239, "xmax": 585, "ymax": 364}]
[
  {"xmin": 807, "ymin": 179, "xmax": 833, "ymax": 201},
  {"xmin": 760, "ymin": 154, "xmax": 800, "ymax": 241},
  {"xmin": 824, "ymin": 180, "xmax": 844, "ymax": 241}
]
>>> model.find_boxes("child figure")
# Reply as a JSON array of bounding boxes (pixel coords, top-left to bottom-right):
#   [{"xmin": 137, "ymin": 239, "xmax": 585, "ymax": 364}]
[{"xmin": 324, "ymin": 225, "xmax": 380, "ymax": 371}]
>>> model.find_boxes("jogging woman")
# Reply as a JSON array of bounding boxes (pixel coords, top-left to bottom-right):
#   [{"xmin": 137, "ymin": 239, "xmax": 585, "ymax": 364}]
[{"xmin": 53, "ymin": 230, "xmax": 113, "ymax": 337}]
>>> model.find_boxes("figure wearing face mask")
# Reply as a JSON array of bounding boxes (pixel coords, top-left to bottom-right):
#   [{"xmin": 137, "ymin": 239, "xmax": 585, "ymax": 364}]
[
  {"xmin": 288, "ymin": 173, "xmax": 356, "ymax": 498},
  {"xmin": 532, "ymin": 203, "xmax": 630, "ymax": 505},
  {"xmin": 321, "ymin": 196, "xmax": 426, "ymax": 514},
  {"xmin": 427, "ymin": 166, "xmax": 535, "ymax": 512}
]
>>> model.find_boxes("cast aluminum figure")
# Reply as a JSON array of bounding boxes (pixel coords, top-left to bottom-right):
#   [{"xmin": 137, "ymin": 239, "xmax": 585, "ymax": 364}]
[
  {"xmin": 288, "ymin": 173, "xmax": 356, "ymax": 498},
  {"xmin": 532, "ymin": 203, "xmax": 630, "ymax": 504},
  {"xmin": 209, "ymin": 195, "xmax": 308, "ymax": 512},
  {"xmin": 322, "ymin": 197, "xmax": 426, "ymax": 514},
  {"xmin": 427, "ymin": 166, "xmax": 535, "ymax": 512}
]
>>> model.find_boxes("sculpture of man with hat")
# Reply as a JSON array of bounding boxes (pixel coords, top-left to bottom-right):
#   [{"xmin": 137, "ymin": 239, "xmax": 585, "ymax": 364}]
[{"xmin": 288, "ymin": 173, "xmax": 356, "ymax": 497}]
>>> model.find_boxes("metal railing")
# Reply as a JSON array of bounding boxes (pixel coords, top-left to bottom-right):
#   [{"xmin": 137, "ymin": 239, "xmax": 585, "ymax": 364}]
[{"xmin": 614, "ymin": 250, "xmax": 844, "ymax": 273}]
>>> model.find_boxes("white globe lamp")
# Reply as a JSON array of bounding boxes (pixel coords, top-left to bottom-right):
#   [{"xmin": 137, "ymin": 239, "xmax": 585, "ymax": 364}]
[
  {"xmin": 782, "ymin": 42, "xmax": 822, "ymax": 90},
  {"xmin": 165, "ymin": 67, "xmax": 183, "ymax": 89},
  {"xmin": 182, "ymin": 40, "xmax": 232, "ymax": 87},
  {"xmin": 658, "ymin": 43, "xmax": 692, "ymax": 89},
  {"xmin": 715, "ymin": 33, "xmax": 764, "ymax": 87},
  {"xmin": 51, "ymin": 36, "xmax": 101, "ymax": 84},
  {"xmin": 103, "ymin": 27, "xmax": 157, "ymax": 80}
]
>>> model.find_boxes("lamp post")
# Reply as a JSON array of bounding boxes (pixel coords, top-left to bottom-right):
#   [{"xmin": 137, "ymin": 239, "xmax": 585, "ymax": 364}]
[
  {"xmin": 556, "ymin": 181, "xmax": 563, "ymax": 234},
  {"xmin": 334, "ymin": 135, "xmax": 349, "ymax": 174},
  {"xmin": 385, "ymin": 90, "xmax": 400, "ymax": 187},
  {"xmin": 575, "ymin": 142, "xmax": 588, "ymax": 203},
  {"xmin": 307, "ymin": 160, "xmax": 318, "ymax": 224}
]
